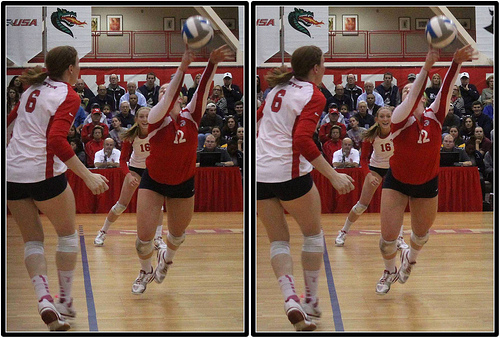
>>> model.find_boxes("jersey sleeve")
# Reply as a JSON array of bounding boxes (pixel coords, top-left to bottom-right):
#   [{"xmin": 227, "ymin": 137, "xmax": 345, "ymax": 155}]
[
  {"xmin": 186, "ymin": 61, "xmax": 217, "ymax": 124},
  {"xmin": 47, "ymin": 90, "xmax": 81, "ymax": 162},
  {"xmin": 429, "ymin": 61, "xmax": 461, "ymax": 124},
  {"xmin": 120, "ymin": 139, "xmax": 133, "ymax": 174},
  {"xmin": 360, "ymin": 139, "xmax": 373, "ymax": 175}
]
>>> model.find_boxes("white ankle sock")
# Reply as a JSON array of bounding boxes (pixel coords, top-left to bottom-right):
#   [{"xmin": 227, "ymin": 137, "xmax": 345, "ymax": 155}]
[
  {"xmin": 164, "ymin": 246, "xmax": 176, "ymax": 263},
  {"xmin": 303, "ymin": 270, "xmax": 320, "ymax": 302},
  {"xmin": 408, "ymin": 247, "xmax": 421, "ymax": 263},
  {"xmin": 383, "ymin": 257, "xmax": 397, "ymax": 273},
  {"xmin": 32, "ymin": 275, "xmax": 52, "ymax": 302},
  {"xmin": 342, "ymin": 218, "xmax": 353, "ymax": 232},
  {"xmin": 155, "ymin": 225, "xmax": 163, "ymax": 238},
  {"xmin": 58, "ymin": 270, "xmax": 74, "ymax": 302},
  {"xmin": 278, "ymin": 274, "xmax": 299, "ymax": 302},
  {"xmin": 101, "ymin": 218, "xmax": 113, "ymax": 233},
  {"xmin": 139, "ymin": 258, "xmax": 152, "ymax": 272}
]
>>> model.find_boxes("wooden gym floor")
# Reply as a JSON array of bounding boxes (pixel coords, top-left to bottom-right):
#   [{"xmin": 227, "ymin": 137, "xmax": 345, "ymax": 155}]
[
  {"xmin": 6, "ymin": 212, "xmax": 244, "ymax": 333},
  {"xmin": 256, "ymin": 212, "xmax": 494, "ymax": 333}
]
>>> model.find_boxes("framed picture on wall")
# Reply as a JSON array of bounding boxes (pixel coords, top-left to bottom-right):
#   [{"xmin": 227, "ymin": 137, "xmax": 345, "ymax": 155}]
[
  {"xmin": 329, "ymin": 15, "xmax": 336, "ymax": 33},
  {"xmin": 223, "ymin": 18, "xmax": 236, "ymax": 30},
  {"xmin": 163, "ymin": 17, "xmax": 175, "ymax": 31},
  {"xmin": 458, "ymin": 18, "xmax": 471, "ymax": 29},
  {"xmin": 415, "ymin": 18, "xmax": 428, "ymax": 30},
  {"xmin": 107, "ymin": 15, "xmax": 123, "ymax": 35},
  {"xmin": 91, "ymin": 15, "xmax": 100, "ymax": 35},
  {"xmin": 399, "ymin": 17, "xmax": 410, "ymax": 31},
  {"xmin": 342, "ymin": 14, "xmax": 358, "ymax": 35}
]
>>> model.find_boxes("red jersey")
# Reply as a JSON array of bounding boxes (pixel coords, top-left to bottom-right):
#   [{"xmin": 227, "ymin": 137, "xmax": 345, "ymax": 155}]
[
  {"xmin": 81, "ymin": 122, "xmax": 109, "ymax": 143},
  {"xmin": 390, "ymin": 61, "xmax": 461, "ymax": 185},
  {"xmin": 147, "ymin": 61, "xmax": 217, "ymax": 185},
  {"xmin": 318, "ymin": 122, "xmax": 346, "ymax": 144}
]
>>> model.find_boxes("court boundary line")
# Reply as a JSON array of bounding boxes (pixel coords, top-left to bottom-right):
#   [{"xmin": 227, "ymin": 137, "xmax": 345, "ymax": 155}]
[
  {"xmin": 322, "ymin": 240, "xmax": 344, "ymax": 331},
  {"xmin": 78, "ymin": 225, "xmax": 98, "ymax": 332}
]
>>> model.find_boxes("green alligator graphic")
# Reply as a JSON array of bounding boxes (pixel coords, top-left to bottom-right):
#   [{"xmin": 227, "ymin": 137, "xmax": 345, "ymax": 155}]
[
  {"xmin": 288, "ymin": 8, "xmax": 324, "ymax": 37},
  {"xmin": 51, "ymin": 8, "xmax": 87, "ymax": 38}
]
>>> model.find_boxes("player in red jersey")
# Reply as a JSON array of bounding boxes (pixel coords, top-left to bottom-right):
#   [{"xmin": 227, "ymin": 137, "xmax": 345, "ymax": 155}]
[
  {"xmin": 130, "ymin": 44, "xmax": 233, "ymax": 294},
  {"xmin": 376, "ymin": 45, "xmax": 478, "ymax": 295},
  {"xmin": 256, "ymin": 45, "xmax": 354, "ymax": 331},
  {"xmin": 6, "ymin": 46, "xmax": 109, "ymax": 330}
]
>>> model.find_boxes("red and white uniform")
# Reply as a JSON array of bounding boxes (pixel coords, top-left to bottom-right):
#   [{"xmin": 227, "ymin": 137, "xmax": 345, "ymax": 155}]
[
  {"xmin": 256, "ymin": 77, "xmax": 326, "ymax": 183},
  {"xmin": 6, "ymin": 78, "xmax": 80, "ymax": 183},
  {"xmin": 120, "ymin": 135, "xmax": 151, "ymax": 173},
  {"xmin": 146, "ymin": 61, "xmax": 217, "ymax": 185},
  {"xmin": 390, "ymin": 61, "xmax": 461, "ymax": 185},
  {"xmin": 360, "ymin": 134, "xmax": 393, "ymax": 175}
]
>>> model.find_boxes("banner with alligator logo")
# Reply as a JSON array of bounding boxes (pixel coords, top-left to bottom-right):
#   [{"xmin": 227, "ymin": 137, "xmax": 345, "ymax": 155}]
[
  {"xmin": 47, "ymin": 7, "xmax": 91, "ymax": 59},
  {"xmin": 255, "ymin": 6, "xmax": 280, "ymax": 66},
  {"xmin": 475, "ymin": 6, "xmax": 494, "ymax": 61},
  {"xmin": 6, "ymin": 6, "xmax": 43, "ymax": 66},
  {"xmin": 284, "ymin": 7, "xmax": 328, "ymax": 55}
]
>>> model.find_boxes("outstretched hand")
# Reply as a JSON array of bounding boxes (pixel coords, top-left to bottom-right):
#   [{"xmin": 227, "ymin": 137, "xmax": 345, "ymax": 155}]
[
  {"xmin": 180, "ymin": 45, "xmax": 196, "ymax": 72},
  {"xmin": 423, "ymin": 47, "xmax": 440, "ymax": 71},
  {"xmin": 209, "ymin": 44, "xmax": 233, "ymax": 64},
  {"xmin": 453, "ymin": 44, "xmax": 479, "ymax": 64}
]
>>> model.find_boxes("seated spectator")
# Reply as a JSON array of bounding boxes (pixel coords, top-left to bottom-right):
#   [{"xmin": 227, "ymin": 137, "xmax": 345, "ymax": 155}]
[
  {"xmin": 222, "ymin": 72, "xmax": 243, "ymax": 115},
  {"xmin": 344, "ymin": 74, "xmax": 363, "ymax": 105},
  {"xmin": 196, "ymin": 134, "xmax": 234, "ymax": 167},
  {"xmin": 442, "ymin": 103, "xmax": 461, "ymax": 135},
  {"xmin": 332, "ymin": 137, "xmax": 360, "ymax": 168},
  {"xmin": 84, "ymin": 103, "xmax": 109, "ymax": 126},
  {"xmin": 424, "ymin": 73, "xmax": 442, "ymax": 106},
  {"xmin": 406, "ymin": 73, "xmax": 416, "ymax": 84},
  {"xmin": 211, "ymin": 126, "xmax": 227, "ymax": 147},
  {"xmin": 227, "ymin": 137, "xmax": 243, "ymax": 174},
  {"xmin": 483, "ymin": 99, "xmax": 494, "ymax": 121},
  {"xmin": 459, "ymin": 72, "xmax": 480, "ymax": 115},
  {"xmin": 375, "ymin": 72, "xmax": 400, "ymax": 107},
  {"xmin": 187, "ymin": 73, "xmax": 201, "ymax": 103},
  {"xmin": 319, "ymin": 104, "xmax": 347, "ymax": 145},
  {"xmin": 222, "ymin": 116, "xmax": 238, "ymax": 143},
  {"xmin": 322, "ymin": 125, "xmax": 343, "ymax": 163},
  {"xmin": 120, "ymin": 81, "xmax": 147, "ymax": 107},
  {"xmin": 67, "ymin": 125, "xmax": 81, "ymax": 142},
  {"xmin": 74, "ymin": 78, "xmax": 95, "ymax": 108},
  {"xmin": 8, "ymin": 75, "xmax": 24, "ymax": 96},
  {"xmin": 440, "ymin": 134, "xmax": 469, "ymax": 166},
  {"xmin": 449, "ymin": 126, "xmax": 465, "ymax": 148},
  {"xmin": 354, "ymin": 100, "xmax": 375, "ymax": 129},
  {"xmin": 236, "ymin": 126, "xmax": 244, "ymax": 152},
  {"xmin": 107, "ymin": 73, "xmax": 126, "ymax": 109},
  {"xmin": 128, "ymin": 93, "xmax": 143, "ymax": 115},
  {"xmin": 357, "ymin": 81, "xmax": 384, "ymax": 107},
  {"xmin": 234, "ymin": 100, "xmax": 244, "ymax": 127},
  {"xmin": 450, "ymin": 85, "xmax": 466, "ymax": 117},
  {"xmin": 138, "ymin": 72, "xmax": 160, "ymax": 107},
  {"xmin": 346, "ymin": 115, "xmax": 366, "ymax": 150},
  {"xmin": 211, "ymin": 84, "xmax": 228, "ymax": 117},
  {"xmin": 339, "ymin": 103, "xmax": 350, "ymax": 123},
  {"xmin": 69, "ymin": 138, "xmax": 86, "ymax": 165},
  {"xmin": 84, "ymin": 125, "xmax": 105, "ymax": 167},
  {"xmin": 459, "ymin": 115, "xmax": 475, "ymax": 143},
  {"xmin": 464, "ymin": 137, "xmax": 486, "ymax": 197},
  {"xmin": 87, "ymin": 84, "xmax": 116, "ymax": 113},
  {"xmin": 101, "ymin": 104, "xmax": 114, "ymax": 126},
  {"xmin": 480, "ymin": 75, "xmax": 494, "ymax": 106},
  {"xmin": 116, "ymin": 101, "xmax": 136, "ymax": 129},
  {"xmin": 7, "ymin": 86, "xmax": 20, "ymax": 113},
  {"xmin": 472, "ymin": 100, "xmax": 493, "ymax": 138},
  {"xmin": 366, "ymin": 93, "xmax": 381, "ymax": 116},
  {"xmin": 484, "ymin": 144, "xmax": 493, "ymax": 184},
  {"xmin": 94, "ymin": 137, "xmax": 121, "ymax": 168},
  {"xmin": 109, "ymin": 117, "xmax": 128, "ymax": 150},
  {"xmin": 198, "ymin": 102, "xmax": 224, "ymax": 149},
  {"xmin": 73, "ymin": 104, "xmax": 87, "ymax": 133},
  {"xmin": 81, "ymin": 107, "xmax": 110, "ymax": 143},
  {"xmin": 474, "ymin": 126, "xmax": 492, "ymax": 156},
  {"xmin": 326, "ymin": 84, "xmax": 354, "ymax": 112}
]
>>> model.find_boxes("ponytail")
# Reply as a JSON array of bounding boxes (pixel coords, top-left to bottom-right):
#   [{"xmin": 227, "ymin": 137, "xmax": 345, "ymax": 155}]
[
  {"xmin": 19, "ymin": 66, "xmax": 48, "ymax": 86},
  {"xmin": 265, "ymin": 66, "xmax": 294, "ymax": 88}
]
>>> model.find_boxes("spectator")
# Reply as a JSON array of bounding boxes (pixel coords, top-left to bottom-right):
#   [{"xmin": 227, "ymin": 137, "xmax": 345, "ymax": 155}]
[
  {"xmin": 339, "ymin": 103, "xmax": 351, "ymax": 124},
  {"xmin": 459, "ymin": 72, "xmax": 480, "ymax": 114},
  {"xmin": 196, "ymin": 134, "xmax": 234, "ymax": 167},
  {"xmin": 472, "ymin": 100, "xmax": 493, "ymax": 137},
  {"xmin": 81, "ymin": 107, "xmax": 110, "ymax": 143},
  {"xmin": 440, "ymin": 134, "xmax": 469, "ymax": 165},
  {"xmin": 483, "ymin": 98, "xmax": 494, "ymax": 121},
  {"xmin": 326, "ymin": 84, "xmax": 354, "ymax": 112},
  {"xmin": 474, "ymin": 126, "xmax": 492, "ymax": 156},
  {"xmin": 83, "ymin": 103, "xmax": 109, "ymax": 127},
  {"xmin": 449, "ymin": 125, "xmax": 465, "ymax": 148},
  {"xmin": 73, "ymin": 78, "xmax": 95, "ymax": 108},
  {"xmin": 87, "ymin": 84, "xmax": 116, "ymax": 113},
  {"xmin": 210, "ymin": 84, "xmax": 228, "ymax": 117},
  {"xmin": 344, "ymin": 73, "xmax": 363, "ymax": 105},
  {"xmin": 459, "ymin": 115, "xmax": 476, "ymax": 143},
  {"xmin": 101, "ymin": 104, "xmax": 114, "ymax": 126},
  {"xmin": 211, "ymin": 126, "xmax": 227, "ymax": 147},
  {"xmin": 67, "ymin": 125, "xmax": 80, "ymax": 142},
  {"xmin": 222, "ymin": 72, "xmax": 243, "ymax": 115},
  {"xmin": 450, "ymin": 85, "xmax": 466, "ymax": 117},
  {"xmin": 424, "ymin": 73, "xmax": 442, "ymax": 106},
  {"xmin": 226, "ymin": 136, "xmax": 243, "ymax": 174},
  {"xmin": 480, "ymin": 75, "xmax": 494, "ymax": 106},
  {"xmin": 222, "ymin": 116, "xmax": 238, "ymax": 142},
  {"xmin": 109, "ymin": 116, "xmax": 128, "ymax": 150},
  {"xmin": 375, "ymin": 72, "xmax": 400, "ymax": 107},
  {"xmin": 318, "ymin": 83, "xmax": 333, "ymax": 101},
  {"xmin": 322, "ymin": 125, "xmax": 343, "ymax": 163},
  {"xmin": 234, "ymin": 100, "xmax": 244, "ymax": 127},
  {"xmin": 332, "ymin": 137, "xmax": 360, "ymax": 168},
  {"xmin": 198, "ymin": 102, "xmax": 224, "ymax": 149},
  {"xmin": 442, "ymin": 103, "xmax": 461, "ymax": 135},
  {"xmin": 366, "ymin": 93, "xmax": 381, "ymax": 116},
  {"xmin": 116, "ymin": 101, "xmax": 135, "ymax": 129},
  {"xmin": 187, "ymin": 73, "xmax": 201, "ymax": 103},
  {"xmin": 407, "ymin": 73, "xmax": 416, "ymax": 84},
  {"xmin": 138, "ymin": 72, "xmax": 160, "ymax": 107},
  {"xmin": 8, "ymin": 75, "xmax": 24, "ymax": 95},
  {"xmin": 346, "ymin": 115, "xmax": 366, "ymax": 150},
  {"xmin": 236, "ymin": 126, "xmax": 244, "ymax": 152},
  {"xmin": 73, "ymin": 104, "xmax": 87, "ymax": 133},
  {"xmin": 463, "ymin": 137, "xmax": 486, "ymax": 196},
  {"xmin": 120, "ymin": 81, "xmax": 147, "ymax": 107},
  {"xmin": 256, "ymin": 75, "xmax": 264, "ymax": 107},
  {"xmin": 84, "ymin": 125, "xmax": 105, "ymax": 167},
  {"xmin": 69, "ymin": 138, "xmax": 86, "ymax": 165},
  {"xmin": 318, "ymin": 105, "xmax": 347, "ymax": 145},
  {"xmin": 357, "ymin": 81, "xmax": 384, "ymax": 107},
  {"xmin": 128, "ymin": 93, "xmax": 143, "ymax": 115},
  {"xmin": 7, "ymin": 86, "xmax": 20, "ymax": 113},
  {"xmin": 484, "ymin": 143, "xmax": 493, "ymax": 185},
  {"xmin": 94, "ymin": 138, "xmax": 121, "ymax": 168},
  {"xmin": 354, "ymin": 100, "xmax": 375, "ymax": 129},
  {"xmin": 107, "ymin": 73, "xmax": 126, "ymax": 109}
]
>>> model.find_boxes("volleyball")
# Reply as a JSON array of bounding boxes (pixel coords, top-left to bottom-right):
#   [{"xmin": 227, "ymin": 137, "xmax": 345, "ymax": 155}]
[
  {"xmin": 182, "ymin": 16, "xmax": 214, "ymax": 49},
  {"xmin": 425, "ymin": 16, "xmax": 457, "ymax": 49}
]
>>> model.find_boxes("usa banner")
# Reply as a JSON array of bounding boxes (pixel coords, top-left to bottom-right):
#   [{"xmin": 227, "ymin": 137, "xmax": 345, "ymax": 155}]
[
  {"xmin": 284, "ymin": 6, "xmax": 328, "ymax": 55},
  {"xmin": 46, "ymin": 7, "xmax": 91, "ymax": 59},
  {"xmin": 6, "ymin": 6, "xmax": 43, "ymax": 66},
  {"xmin": 256, "ymin": 6, "xmax": 280, "ymax": 66},
  {"xmin": 475, "ymin": 6, "xmax": 494, "ymax": 61}
]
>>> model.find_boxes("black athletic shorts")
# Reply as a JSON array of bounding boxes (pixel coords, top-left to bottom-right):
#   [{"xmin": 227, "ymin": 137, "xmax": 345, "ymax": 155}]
[
  {"xmin": 382, "ymin": 168, "xmax": 439, "ymax": 198},
  {"xmin": 257, "ymin": 173, "xmax": 313, "ymax": 201},
  {"xmin": 129, "ymin": 166, "xmax": 146, "ymax": 177},
  {"xmin": 7, "ymin": 174, "xmax": 68, "ymax": 201},
  {"xmin": 139, "ymin": 168, "xmax": 195, "ymax": 198},
  {"xmin": 369, "ymin": 165, "xmax": 389, "ymax": 178}
]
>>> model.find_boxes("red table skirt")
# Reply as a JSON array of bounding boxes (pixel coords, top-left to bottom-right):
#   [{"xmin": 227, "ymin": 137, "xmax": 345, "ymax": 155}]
[
  {"xmin": 66, "ymin": 167, "xmax": 243, "ymax": 213},
  {"xmin": 311, "ymin": 166, "xmax": 483, "ymax": 213}
]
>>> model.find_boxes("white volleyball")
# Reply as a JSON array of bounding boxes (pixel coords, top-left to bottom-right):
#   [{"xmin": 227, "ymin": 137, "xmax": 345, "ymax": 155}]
[
  {"xmin": 425, "ymin": 16, "xmax": 457, "ymax": 49},
  {"xmin": 182, "ymin": 16, "xmax": 214, "ymax": 49}
]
